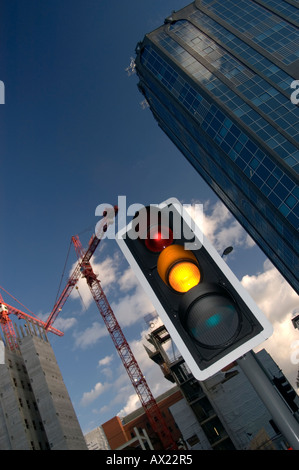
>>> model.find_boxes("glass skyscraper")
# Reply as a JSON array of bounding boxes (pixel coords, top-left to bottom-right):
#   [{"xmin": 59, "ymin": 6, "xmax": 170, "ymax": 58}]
[{"xmin": 135, "ymin": 0, "xmax": 299, "ymax": 294}]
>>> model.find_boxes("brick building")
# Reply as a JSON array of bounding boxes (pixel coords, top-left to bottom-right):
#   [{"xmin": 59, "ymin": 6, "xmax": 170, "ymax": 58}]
[{"xmin": 102, "ymin": 386, "xmax": 183, "ymax": 450}]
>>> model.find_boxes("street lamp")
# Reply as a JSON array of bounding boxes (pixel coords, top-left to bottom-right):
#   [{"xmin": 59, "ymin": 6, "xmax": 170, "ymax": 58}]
[{"xmin": 221, "ymin": 246, "xmax": 234, "ymax": 258}]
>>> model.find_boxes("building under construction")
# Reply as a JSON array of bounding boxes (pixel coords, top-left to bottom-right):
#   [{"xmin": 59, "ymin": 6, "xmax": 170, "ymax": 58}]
[{"xmin": 0, "ymin": 321, "xmax": 87, "ymax": 450}]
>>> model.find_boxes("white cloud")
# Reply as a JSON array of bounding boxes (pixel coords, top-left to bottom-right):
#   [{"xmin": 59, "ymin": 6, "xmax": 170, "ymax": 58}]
[
  {"xmin": 98, "ymin": 354, "xmax": 114, "ymax": 367},
  {"xmin": 118, "ymin": 267, "xmax": 140, "ymax": 292},
  {"xmin": 241, "ymin": 260, "xmax": 299, "ymax": 390},
  {"xmin": 110, "ymin": 281, "xmax": 155, "ymax": 328},
  {"xmin": 52, "ymin": 316, "xmax": 77, "ymax": 332},
  {"xmin": 117, "ymin": 393, "xmax": 140, "ymax": 417},
  {"xmin": 241, "ymin": 259, "xmax": 298, "ymax": 325},
  {"xmin": 186, "ymin": 200, "xmax": 255, "ymax": 252},
  {"xmin": 34, "ymin": 310, "xmax": 77, "ymax": 335},
  {"xmin": 69, "ymin": 252, "xmax": 121, "ymax": 310},
  {"xmin": 115, "ymin": 321, "xmax": 177, "ymax": 418},
  {"xmin": 81, "ymin": 382, "xmax": 110, "ymax": 407},
  {"xmin": 100, "ymin": 367, "xmax": 114, "ymax": 379},
  {"xmin": 79, "ymin": 316, "xmax": 175, "ymax": 419},
  {"xmin": 73, "ymin": 321, "xmax": 108, "ymax": 349}
]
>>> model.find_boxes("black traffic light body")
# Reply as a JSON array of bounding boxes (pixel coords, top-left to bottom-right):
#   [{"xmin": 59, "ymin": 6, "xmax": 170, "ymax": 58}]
[{"xmin": 117, "ymin": 198, "xmax": 273, "ymax": 380}]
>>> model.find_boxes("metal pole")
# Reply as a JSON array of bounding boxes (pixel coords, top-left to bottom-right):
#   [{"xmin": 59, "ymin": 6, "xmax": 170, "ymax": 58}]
[{"xmin": 237, "ymin": 351, "xmax": 299, "ymax": 450}]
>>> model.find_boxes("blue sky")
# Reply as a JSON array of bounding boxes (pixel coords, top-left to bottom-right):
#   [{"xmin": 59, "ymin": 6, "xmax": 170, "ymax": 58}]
[{"xmin": 1, "ymin": 0, "xmax": 298, "ymax": 435}]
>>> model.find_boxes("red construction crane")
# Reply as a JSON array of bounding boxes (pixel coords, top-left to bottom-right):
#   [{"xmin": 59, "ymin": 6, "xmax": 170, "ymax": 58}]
[
  {"xmin": 45, "ymin": 206, "xmax": 178, "ymax": 450},
  {"xmin": 0, "ymin": 286, "xmax": 64, "ymax": 351}
]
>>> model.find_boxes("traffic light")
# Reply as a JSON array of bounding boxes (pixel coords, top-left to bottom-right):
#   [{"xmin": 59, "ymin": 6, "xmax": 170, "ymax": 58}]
[
  {"xmin": 116, "ymin": 198, "xmax": 273, "ymax": 380},
  {"xmin": 273, "ymin": 376, "xmax": 299, "ymax": 413}
]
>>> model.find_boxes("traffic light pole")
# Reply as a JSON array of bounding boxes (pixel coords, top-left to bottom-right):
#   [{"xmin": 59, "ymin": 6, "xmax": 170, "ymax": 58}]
[{"xmin": 237, "ymin": 351, "xmax": 299, "ymax": 450}]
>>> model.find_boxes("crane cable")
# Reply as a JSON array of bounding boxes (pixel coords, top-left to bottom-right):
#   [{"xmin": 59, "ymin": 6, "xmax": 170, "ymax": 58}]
[
  {"xmin": 53, "ymin": 239, "xmax": 72, "ymax": 306},
  {"xmin": 0, "ymin": 285, "xmax": 38, "ymax": 318},
  {"xmin": 75, "ymin": 286, "xmax": 88, "ymax": 311}
]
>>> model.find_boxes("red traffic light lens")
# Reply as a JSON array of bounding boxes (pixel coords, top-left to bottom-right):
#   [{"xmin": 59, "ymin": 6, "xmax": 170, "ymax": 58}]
[{"xmin": 145, "ymin": 226, "xmax": 173, "ymax": 253}]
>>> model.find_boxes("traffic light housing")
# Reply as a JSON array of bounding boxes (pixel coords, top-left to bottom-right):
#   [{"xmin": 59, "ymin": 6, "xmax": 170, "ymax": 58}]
[{"xmin": 116, "ymin": 198, "xmax": 273, "ymax": 380}]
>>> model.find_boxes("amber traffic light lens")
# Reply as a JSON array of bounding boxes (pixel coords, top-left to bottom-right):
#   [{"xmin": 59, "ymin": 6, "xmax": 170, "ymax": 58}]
[
  {"xmin": 168, "ymin": 261, "xmax": 201, "ymax": 293},
  {"xmin": 145, "ymin": 226, "xmax": 173, "ymax": 253},
  {"xmin": 157, "ymin": 244, "xmax": 201, "ymax": 293}
]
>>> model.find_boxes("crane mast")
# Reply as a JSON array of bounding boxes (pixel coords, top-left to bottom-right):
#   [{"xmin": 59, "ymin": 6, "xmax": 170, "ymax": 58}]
[{"xmin": 45, "ymin": 206, "xmax": 178, "ymax": 450}]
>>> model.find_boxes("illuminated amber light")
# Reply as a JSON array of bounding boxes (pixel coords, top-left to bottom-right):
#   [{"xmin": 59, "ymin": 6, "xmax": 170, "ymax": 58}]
[
  {"xmin": 168, "ymin": 261, "xmax": 201, "ymax": 293},
  {"xmin": 157, "ymin": 244, "xmax": 201, "ymax": 293}
]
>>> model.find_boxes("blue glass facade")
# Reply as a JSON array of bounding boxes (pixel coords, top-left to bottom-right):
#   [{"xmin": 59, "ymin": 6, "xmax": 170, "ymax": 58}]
[{"xmin": 135, "ymin": 0, "xmax": 299, "ymax": 293}]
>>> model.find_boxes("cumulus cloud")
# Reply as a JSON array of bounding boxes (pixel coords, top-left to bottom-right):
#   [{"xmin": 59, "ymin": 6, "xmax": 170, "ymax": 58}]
[
  {"xmin": 110, "ymin": 283, "xmax": 155, "ymax": 328},
  {"xmin": 80, "ymin": 317, "xmax": 175, "ymax": 417},
  {"xmin": 241, "ymin": 260, "xmax": 298, "ymax": 325},
  {"xmin": 52, "ymin": 316, "xmax": 77, "ymax": 331},
  {"xmin": 186, "ymin": 199, "xmax": 255, "ymax": 252},
  {"xmin": 118, "ymin": 267, "xmax": 140, "ymax": 292},
  {"xmin": 73, "ymin": 321, "xmax": 108, "ymax": 349},
  {"xmin": 117, "ymin": 393, "xmax": 141, "ymax": 417},
  {"xmin": 69, "ymin": 252, "xmax": 121, "ymax": 311},
  {"xmin": 98, "ymin": 354, "xmax": 114, "ymax": 367},
  {"xmin": 81, "ymin": 382, "xmax": 110, "ymax": 407},
  {"xmin": 114, "ymin": 321, "xmax": 178, "ymax": 417},
  {"xmin": 241, "ymin": 259, "xmax": 299, "ymax": 389}
]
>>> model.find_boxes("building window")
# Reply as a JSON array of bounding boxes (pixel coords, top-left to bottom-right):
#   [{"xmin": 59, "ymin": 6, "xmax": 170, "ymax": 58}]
[{"xmin": 187, "ymin": 434, "xmax": 200, "ymax": 447}]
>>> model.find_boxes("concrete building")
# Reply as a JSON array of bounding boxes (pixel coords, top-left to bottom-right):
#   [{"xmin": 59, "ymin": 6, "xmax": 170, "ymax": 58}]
[
  {"xmin": 135, "ymin": 0, "xmax": 299, "ymax": 294},
  {"xmin": 0, "ymin": 322, "xmax": 87, "ymax": 450},
  {"xmin": 145, "ymin": 324, "xmax": 299, "ymax": 450},
  {"xmin": 84, "ymin": 426, "xmax": 110, "ymax": 450}
]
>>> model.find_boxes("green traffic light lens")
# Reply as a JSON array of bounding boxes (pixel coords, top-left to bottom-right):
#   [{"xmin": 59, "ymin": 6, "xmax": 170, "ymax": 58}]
[{"xmin": 186, "ymin": 294, "xmax": 240, "ymax": 348}]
